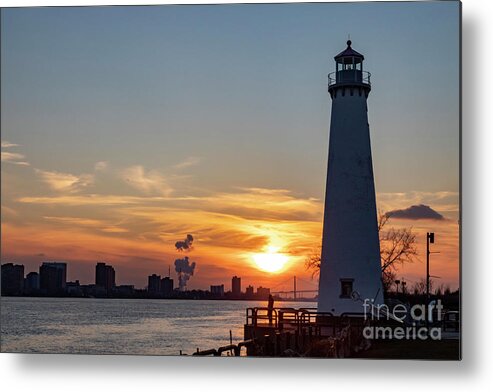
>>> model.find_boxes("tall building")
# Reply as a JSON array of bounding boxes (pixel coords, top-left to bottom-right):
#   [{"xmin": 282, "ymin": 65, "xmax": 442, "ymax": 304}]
[
  {"xmin": 24, "ymin": 271, "xmax": 40, "ymax": 293},
  {"xmin": 245, "ymin": 285, "xmax": 254, "ymax": 297},
  {"xmin": 210, "ymin": 284, "xmax": 224, "ymax": 297},
  {"xmin": 318, "ymin": 41, "xmax": 383, "ymax": 314},
  {"xmin": 160, "ymin": 276, "xmax": 174, "ymax": 297},
  {"xmin": 148, "ymin": 274, "xmax": 161, "ymax": 294},
  {"xmin": 256, "ymin": 286, "xmax": 270, "ymax": 299},
  {"xmin": 95, "ymin": 262, "xmax": 116, "ymax": 292},
  {"xmin": 39, "ymin": 262, "xmax": 67, "ymax": 295},
  {"xmin": 231, "ymin": 276, "xmax": 241, "ymax": 295},
  {"xmin": 1, "ymin": 263, "xmax": 24, "ymax": 296}
]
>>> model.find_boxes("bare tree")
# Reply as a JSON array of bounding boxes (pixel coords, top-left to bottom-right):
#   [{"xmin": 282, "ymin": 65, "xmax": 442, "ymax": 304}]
[
  {"xmin": 305, "ymin": 247, "xmax": 322, "ymax": 278},
  {"xmin": 412, "ymin": 278, "xmax": 433, "ymax": 295},
  {"xmin": 305, "ymin": 211, "xmax": 419, "ymax": 293},
  {"xmin": 382, "ymin": 269, "xmax": 397, "ymax": 293},
  {"xmin": 379, "ymin": 211, "xmax": 418, "ymax": 277}
]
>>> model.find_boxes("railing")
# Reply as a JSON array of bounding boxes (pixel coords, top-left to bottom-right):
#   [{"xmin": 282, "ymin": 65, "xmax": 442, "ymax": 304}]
[
  {"xmin": 244, "ymin": 307, "xmax": 370, "ymax": 357},
  {"xmin": 246, "ymin": 307, "xmax": 279, "ymax": 328},
  {"xmin": 246, "ymin": 307, "xmax": 366, "ymax": 337},
  {"xmin": 328, "ymin": 70, "xmax": 371, "ymax": 87}
]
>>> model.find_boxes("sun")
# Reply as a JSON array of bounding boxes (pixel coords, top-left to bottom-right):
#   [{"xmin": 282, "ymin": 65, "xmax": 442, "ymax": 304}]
[{"xmin": 252, "ymin": 246, "xmax": 289, "ymax": 273}]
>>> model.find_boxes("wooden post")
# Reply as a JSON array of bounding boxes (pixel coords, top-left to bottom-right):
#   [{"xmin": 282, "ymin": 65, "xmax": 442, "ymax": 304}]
[
  {"xmin": 276, "ymin": 332, "xmax": 282, "ymax": 355},
  {"xmin": 285, "ymin": 332, "xmax": 291, "ymax": 351},
  {"xmin": 264, "ymin": 334, "xmax": 271, "ymax": 356}
]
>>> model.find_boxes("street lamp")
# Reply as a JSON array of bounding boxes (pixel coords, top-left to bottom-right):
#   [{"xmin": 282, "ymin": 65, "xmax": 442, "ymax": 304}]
[{"xmin": 426, "ymin": 232, "xmax": 434, "ymax": 303}]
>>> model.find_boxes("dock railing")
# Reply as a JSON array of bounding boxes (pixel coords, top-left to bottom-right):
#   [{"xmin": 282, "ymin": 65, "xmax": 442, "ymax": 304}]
[
  {"xmin": 246, "ymin": 307, "xmax": 365, "ymax": 337},
  {"xmin": 191, "ymin": 308, "xmax": 370, "ymax": 357},
  {"xmin": 245, "ymin": 307, "xmax": 365, "ymax": 336}
]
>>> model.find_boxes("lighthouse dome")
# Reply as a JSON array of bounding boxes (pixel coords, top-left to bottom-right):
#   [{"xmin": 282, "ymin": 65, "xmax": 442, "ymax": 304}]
[{"xmin": 334, "ymin": 40, "xmax": 365, "ymax": 64}]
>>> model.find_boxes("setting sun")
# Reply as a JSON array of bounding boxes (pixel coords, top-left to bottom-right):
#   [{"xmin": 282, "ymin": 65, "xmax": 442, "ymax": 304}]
[{"xmin": 252, "ymin": 246, "xmax": 289, "ymax": 273}]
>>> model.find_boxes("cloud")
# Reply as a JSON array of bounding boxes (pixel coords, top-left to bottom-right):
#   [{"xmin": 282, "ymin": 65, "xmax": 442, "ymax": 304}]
[
  {"xmin": 17, "ymin": 194, "xmax": 177, "ymax": 206},
  {"xmin": 35, "ymin": 169, "xmax": 94, "ymax": 193},
  {"xmin": 15, "ymin": 185, "xmax": 323, "ymax": 260},
  {"xmin": 1, "ymin": 204, "xmax": 18, "ymax": 217},
  {"xmin": 1, "ymin": 141, "xmax": 19, "ymax": 148},
  {"xmin": 94, "ymin": 161, "xmax": 109, "ymax": 172},
  {"xmin": 173, "ymin": 156, "xmax": 201, "ymax": 170},
  {"xmin": 386, "ymin": 204, "xmax": 445, "ymax": 221},
  {"xmin": 43, "ymin": 216, "xmax": 129, "ymax": 234},
  {"xmin": 1, "ymin": 140, "xmax": 29, "ymax": 166},
  {"xmin": 1, "ymin": 151, "xmax": 30, "ymax": 166},
  {"xmin": 120, "ymin": 165, "xmax": 173, "ymax": 196},
  {"xmin": 377, "ymin": 191, "xmax": 459, "ymax": 216}
]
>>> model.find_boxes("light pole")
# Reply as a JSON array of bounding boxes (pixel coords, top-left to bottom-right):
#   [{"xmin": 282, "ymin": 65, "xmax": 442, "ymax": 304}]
[
  {"xmin": 426, "ymin": 232, "xmax": 434, "ymax": 304},
  {"xmin": 426, "ymin": 232, "xmax": 436, "ymax": 330},
  {"xmin": 395, "ymin": 279, "xmax": 401, "ymax": 294}
]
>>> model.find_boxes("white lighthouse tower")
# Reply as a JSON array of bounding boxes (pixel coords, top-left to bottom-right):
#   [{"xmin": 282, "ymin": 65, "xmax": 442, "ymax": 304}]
[{"xmin": 317, "ymin": 40, "xmax": 383, "ymax": 315}]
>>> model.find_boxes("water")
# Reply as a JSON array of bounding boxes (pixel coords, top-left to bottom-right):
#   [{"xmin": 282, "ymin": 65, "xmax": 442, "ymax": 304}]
[{"xmin": 0, "ymin": 297, "xmax": 315, "ymax": 355}]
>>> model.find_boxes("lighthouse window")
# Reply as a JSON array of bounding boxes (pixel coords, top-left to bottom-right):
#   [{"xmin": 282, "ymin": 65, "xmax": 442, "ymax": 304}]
[{"xmin": 340, "ymin": 279, "xmax": 354, "ymax": 298}]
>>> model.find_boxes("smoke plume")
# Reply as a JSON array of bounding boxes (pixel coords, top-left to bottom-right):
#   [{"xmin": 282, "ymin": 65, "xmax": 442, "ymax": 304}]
[
  {"xmin": 175, "ymin": 234, "xmax": 194, "ymax": 251},
  {"xmin": 174, "ymin": 256, "xmax": 196, "ymax": 291}
]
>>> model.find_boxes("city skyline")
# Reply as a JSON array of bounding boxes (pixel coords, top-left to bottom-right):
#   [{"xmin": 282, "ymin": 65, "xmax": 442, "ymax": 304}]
[
  {"xmin": 1, "ymin": 2, "xmax": 460, "ymax": 291},
  {"xmin": 2, "ymin": 260, "xmax": 287, "ymax": 298}
]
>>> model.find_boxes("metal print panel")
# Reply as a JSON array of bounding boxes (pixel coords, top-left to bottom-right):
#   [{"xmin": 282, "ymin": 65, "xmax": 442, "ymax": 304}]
[{"xmin": 0, "ymin": 1, "xmax": 461, "ymax": 359}]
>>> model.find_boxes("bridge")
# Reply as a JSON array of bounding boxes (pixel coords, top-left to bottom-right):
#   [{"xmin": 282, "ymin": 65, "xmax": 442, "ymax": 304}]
[{"xmin": 270, "ymin": 276, "xmax": 319, "ymax": 300}]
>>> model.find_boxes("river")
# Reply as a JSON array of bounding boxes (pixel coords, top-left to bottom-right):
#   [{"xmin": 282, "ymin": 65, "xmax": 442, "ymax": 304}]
[{"xmin": 0, "ymin": 297, "xmax": 315, "ymax": 355}]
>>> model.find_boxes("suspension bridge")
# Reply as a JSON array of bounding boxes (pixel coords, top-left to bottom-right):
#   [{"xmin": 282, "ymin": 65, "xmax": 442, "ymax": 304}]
[{"xmin": 270, "ymin": 276, "xmax": 319, "ymax": 300}]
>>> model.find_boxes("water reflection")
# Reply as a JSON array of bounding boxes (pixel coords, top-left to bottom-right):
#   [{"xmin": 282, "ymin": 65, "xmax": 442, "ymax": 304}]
[{"xmin": 1, "ymin": 297, "xmax": 315, "ymax": 355}]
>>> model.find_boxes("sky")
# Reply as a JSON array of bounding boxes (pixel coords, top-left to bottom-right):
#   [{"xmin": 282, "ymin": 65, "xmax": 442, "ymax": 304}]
[{"xmin": 1, "ymin": 1, "xmax": 460, "ymax": 292}]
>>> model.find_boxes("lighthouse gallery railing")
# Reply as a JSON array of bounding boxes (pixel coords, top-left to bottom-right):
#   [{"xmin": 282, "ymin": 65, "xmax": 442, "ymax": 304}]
[{"xmin": 328, "ymin": 70, "xmax": 371, "ymax": 87}]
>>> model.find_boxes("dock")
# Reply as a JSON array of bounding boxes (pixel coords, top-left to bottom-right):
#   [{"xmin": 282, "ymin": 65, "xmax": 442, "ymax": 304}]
[{"xmin": 191, "ymin": 306, "xmax": 370, "ymax": 357}]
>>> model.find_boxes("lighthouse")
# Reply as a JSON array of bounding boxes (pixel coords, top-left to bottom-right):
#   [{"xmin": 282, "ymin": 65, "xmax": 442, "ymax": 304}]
[{"xmin": 317, "ymin": 41, "xmax": 383, "ymax": 314}]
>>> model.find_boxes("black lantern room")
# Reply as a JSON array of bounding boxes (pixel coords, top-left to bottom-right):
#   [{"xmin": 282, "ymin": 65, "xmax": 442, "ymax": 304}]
[{"xmin": 328, "ymin": 40, "xmax": 371, "ymax": 91}]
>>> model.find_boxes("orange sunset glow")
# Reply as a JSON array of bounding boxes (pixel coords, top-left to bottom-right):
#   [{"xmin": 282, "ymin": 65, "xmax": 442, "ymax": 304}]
[{"xmin": 1, "ymin": 156, "xmax": 459, "ymax": 291}]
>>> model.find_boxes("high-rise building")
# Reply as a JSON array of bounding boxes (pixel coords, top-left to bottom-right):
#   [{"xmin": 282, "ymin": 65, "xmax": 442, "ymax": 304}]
[
  {"xmin": 1, "ymin": 263, "xmax": 25, "ymax": 296},
  {"xmin": 318, "ymin": 41, "xmax": 383, "ymax": 314},
  {"xmin": 24, "ymin": 271, "xmax": 40, "ymax": 293},
  {"xmin": 39, "ymin": 262, "xmax": 67, "ymax": 295},
  {"xmin": 95, "ymin": 262, "xmax": 116, "ymax": 292},
  {"xmin": 148, "ymin": 274, "xmax": 161, "ymax": 293},
  {"xmin": 160, "ymin": 276, "xmax": 174, "ymax": 297},
  {"xmin": 245, "ymin": 285, "xmax": 254, "ymax": 297},
  {"xmin": 66, "ymin": 280, "xmax": 82, "ymax": 296},
  {"xmin": 210, "ymin": 284, "xmax": 224, "ymax": 297},
  {"xmin": 232, "ymin": 276, "xmax": 241, "ymax": 295},
  {"xmin": 256, "ymin": 286, "xmax": 270, "ymax": 299}
]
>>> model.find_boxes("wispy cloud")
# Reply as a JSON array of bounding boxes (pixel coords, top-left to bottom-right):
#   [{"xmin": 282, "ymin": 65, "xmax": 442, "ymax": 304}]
[
  {"xmin": 120, "ymin": 165, "xmax": 173, "ymax": 196},
  {"xmin": 173, "ymin": 156, "xmax": 201, "ymax": 170},
  {"xmin": 1, "ymin": 140, "xmax": 30, "ymax": 166},
  {"xmin": 1, "ymin": 152, "xmax": 30, "ymax": 166},
  {"xmin": 17, "ymin": 195, "xmax": 194, "ymax": 206},
  {"xmin": 94, "ymin": 161, "xmax": 109, "ymax": 172},
  {"xmin": 43, "ymin": 216, "xmax": 129, "ymax": 233},
  {"xmin": 1, "ymin": 140, "xmax": 19, "ymax": 148},
  {"xmin": 35, "ymin": 169, "xmax": 94, "ymax": 193},
  {"xmin": 8, "ymin": 185, "xmax": 460, "ymax": 289}
]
